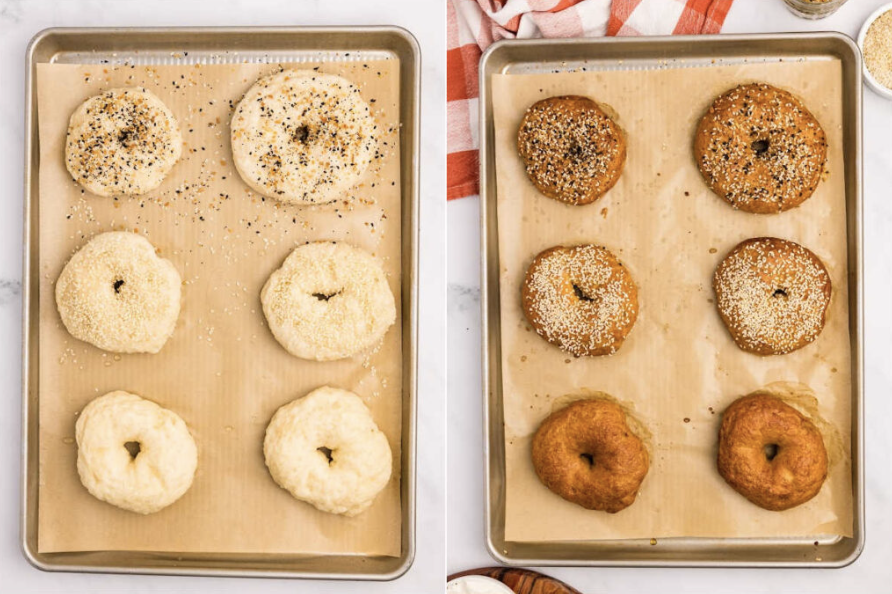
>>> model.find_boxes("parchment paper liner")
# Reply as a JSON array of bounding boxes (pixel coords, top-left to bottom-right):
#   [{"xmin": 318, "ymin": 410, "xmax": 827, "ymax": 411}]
[
  {"xmin": 492, "ymin": 59, "xmax": 853, "ymax": 542},
  {"xmin": 37, "ymin": 59, "xmax": 402, "ymax": 556}
]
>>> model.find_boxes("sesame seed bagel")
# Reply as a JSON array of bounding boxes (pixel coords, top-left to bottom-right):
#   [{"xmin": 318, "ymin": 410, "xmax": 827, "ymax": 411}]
[
  {"xmin": 522, "ymin": 245, "xmax": 638, "ymax": 357},
  {"xmin": 231, "ymin": 70, "xmax": 378, "ymax": 205},
  {"xmin": 76, "ymin": 391, "xmax": 198, "ymax": 514},
  {"xmin": 517, "ymin": 96, "xmax": 626, "ymax": 205},
  {"xmin": 694, "ymin": 83, "xmax": 827, "ymax": 214},
  {"xmin": 261, "ymin": 241, "xmax": 396, "ymax": 361},
  {"xmin": 55, "ymin": 232, "xmax": 182, "ymax": 354},
  {"xmin": 713, "ymin": 237, "xmax": 831, "ymax": 356},
  {"xmin": 65, "ymin": 87, "xmax": 182, "ymax": 197},
  {"xmin": 263, "ymin": 386, "xmax": 392, "ymax": 516},
  {"xmin": 717, "ymin": 393, "xmax": 828, "ymax": 511},
  {"xmin": 532, "ymin": 399, "xmax": 649, "ymax": 513}
]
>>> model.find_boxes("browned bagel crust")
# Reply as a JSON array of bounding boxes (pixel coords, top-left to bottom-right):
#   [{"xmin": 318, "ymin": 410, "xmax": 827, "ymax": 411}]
[
  {"xmin": 713, "ymin": 237, "xmax": 831, "ymax": 356},
  {"xmin": 694, "ymin": 83, "xmax": 827, "ymax": 214},
  {"xmin": 522, "ymin": 245, "xmax": 638, "ymax": 357},
  {"xmin": 517, "ymin": 96, "xmax": 626, "ymax": 205},
  {"xmin": 532, "ymin": 399, "xmax": 649, "ymax": 513},
  {"xmin": 717, "ymin": 394, "xmax": 828, "ymax": 511}
]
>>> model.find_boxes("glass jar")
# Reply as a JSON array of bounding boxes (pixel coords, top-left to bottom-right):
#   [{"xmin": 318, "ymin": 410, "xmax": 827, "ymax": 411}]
[{"xmin": 782, "ymin": 0, "xmax": 849, "ymax": 19}]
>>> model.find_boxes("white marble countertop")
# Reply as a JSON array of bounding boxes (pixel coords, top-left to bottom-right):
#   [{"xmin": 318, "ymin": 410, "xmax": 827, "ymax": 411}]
[
  {"xmin": 0, "ymin": 0, "xmax": 445, "ymax": 592},
  {"xmin": 448, "ymin": 1, "xmax": 892, "ymax": 592}
]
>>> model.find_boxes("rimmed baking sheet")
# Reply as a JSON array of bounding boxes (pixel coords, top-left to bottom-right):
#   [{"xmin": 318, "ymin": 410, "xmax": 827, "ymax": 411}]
[
  {"xmin": 23, "ymin": 26, "xmax": 419, "ymax": 580},
  {"xmin": 480, "ymin": 33, "xmax": 863, "ymax": 567}
]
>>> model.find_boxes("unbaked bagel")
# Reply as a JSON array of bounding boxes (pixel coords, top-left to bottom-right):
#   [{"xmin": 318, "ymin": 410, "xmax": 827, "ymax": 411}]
[
  {"xmin": 263, "ymin": 386, "xmax": 392, "ymax": 516},
  {"xmin": 76, "ymin": 391, "xmax": 198, "ymax": 514},
  {"xmin": 521, "ymin": 245, "xmax": 638, "ymax": 357},
  {"xmin": 65, "ymin": 87, "xmax": 182, "ymax": 197},
  {"xmin": 713, "ymin": 237, "xmax": 831, "ymax": 355},
  {"xmin": 532, "ymin": 398, "xmax": 649, "ymax": 513},
  {"xmin": 261, "ymin": 241, "xmax": 396, "ymax": 361},
  {"xmin": 717, "ymin": 393, "xmax": 828, "ymax": 511},
  {"xmin": 231, "ymin": 70, "xmax": 378, "ymax": 205},
  {"xmin": 694, "ymin": 83, "xmax": 827, "ymax": 214},
  {"xmin": 55, "ymin": 232, "xmax": 182, "ymax": 354}
]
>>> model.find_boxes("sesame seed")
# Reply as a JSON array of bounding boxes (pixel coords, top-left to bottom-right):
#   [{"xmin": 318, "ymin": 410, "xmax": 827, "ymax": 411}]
[
  {"xmin": 714, "ymin": 237, "xmax": 831, "ymax": 354},
  {"xmin": 864, "ymin": 10, "xmax": 892, "ymax": 89}
]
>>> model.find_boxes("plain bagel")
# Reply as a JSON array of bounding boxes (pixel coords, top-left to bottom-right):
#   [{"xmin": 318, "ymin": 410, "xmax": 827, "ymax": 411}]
[
  {"xmin": 263, "ymin": 386, "xmax": 392, "ymax": 516},
  {"xmin": 76, "ymin": 391, "xmax": 198, "ymax": 514}
]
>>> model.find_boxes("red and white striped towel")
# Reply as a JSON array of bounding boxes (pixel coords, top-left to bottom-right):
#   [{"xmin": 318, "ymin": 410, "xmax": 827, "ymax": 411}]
[{"xmin": 447, "ymin": 0, "xmax": 735, "ymax": 200}]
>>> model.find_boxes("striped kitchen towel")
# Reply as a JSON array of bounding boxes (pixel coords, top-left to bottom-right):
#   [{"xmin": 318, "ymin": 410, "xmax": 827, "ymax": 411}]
[{"xmin": 447, "ymin": 0, "xmax": 735, "ymax": 200}]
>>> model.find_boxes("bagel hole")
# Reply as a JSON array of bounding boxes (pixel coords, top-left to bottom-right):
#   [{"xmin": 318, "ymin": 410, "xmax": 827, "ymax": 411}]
[
  {"xmin": 763, "ymin": 443, "xmax": 779, "ymax": 461},
  {"xmin": 117, "ymin": 127, "xmax": 135, "ymax": 147},
  {"xmin": 312, "ymin": 291, "xmax": 340, "ymax": 301},
  {"xmin": 580, "ymin": 453, "xmax": 595, "ymax": 467},
  {"xmin": 772, "ymin": 288, "xmax": 788, "ymax": 299},
  {"xmin": 317, "ymin": 446, "xmax": 334, "ymax": 464},
  {"xmin": 751, "ymin": 139, "xmax": 770, "ymax": 156},
  {"xmin": 113, "ymin": 279, "xmax": 125, "ymax": 294},
  {"xmin": 573, "ymin": 284, "xmax": 594, "ymax": 302},
  {"xmin": 124, "ymin": 441, "xmax": 141, "ymax": 459},
  {"xmin": 293, "ymin": 125, "xmax": 311, "ymax": 144},
  {"xmin": 567, "ymin": 142, "xmax": 584, "ymax": 159}
]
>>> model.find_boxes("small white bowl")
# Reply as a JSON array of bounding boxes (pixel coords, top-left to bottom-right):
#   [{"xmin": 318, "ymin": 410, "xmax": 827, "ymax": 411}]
[{"xmin": 857, "ymin": 2, "xmax": 892, "ymax": 100}]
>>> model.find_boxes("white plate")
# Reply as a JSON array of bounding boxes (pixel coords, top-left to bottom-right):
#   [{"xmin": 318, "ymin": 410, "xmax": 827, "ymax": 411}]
[{"xmin": 446, "ymin": 575, "xmax": 516, "ymax": 594}]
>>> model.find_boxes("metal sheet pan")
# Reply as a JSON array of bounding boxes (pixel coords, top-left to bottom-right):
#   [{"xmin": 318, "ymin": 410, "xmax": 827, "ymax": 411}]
[
  {"xmin": 22, "ymin": 26, "xmax": 419, "ymax": 580},
  {"xmin": 479, "ymin": 33, "xmax": 863, "ymax": 567}
]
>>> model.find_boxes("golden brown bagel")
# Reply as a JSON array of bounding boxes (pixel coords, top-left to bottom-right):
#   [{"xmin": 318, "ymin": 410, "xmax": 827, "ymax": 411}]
[
  {"xmin": 532, "ymin": 399, "xmax": 649, "ymax": 513},
  {"xmin": 717, "ymin": 393, "xmax": 828, "ymax": 511},
  {"xmin": 517, "ymin": 96, "xmax": 626, "ymax": 205},
  {"xmin": 695, "ymin": 83, "xmax": 827, "ymax": 214}
]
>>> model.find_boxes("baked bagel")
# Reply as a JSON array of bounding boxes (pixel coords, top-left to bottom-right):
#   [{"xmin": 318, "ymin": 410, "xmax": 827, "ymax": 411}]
[
  {"xmin": 694, "ymin": 83, "xmax": 827, "ymax": 214},
  {"xmin": 532, "ymin": 398, "xmax": 649, "ymax": 513},
  {"xmin": 522, "ymin": 245, "xmax": 638, "ymax": 357},
  {"xmin": 517, "ymin": 96, "xmax": 626, "ymax": 205},
  {"xmin": 713, "ymin": 237, "xmax": 831, "ymax": 355},
  {"xmin": 717, "ymin": 393, "xmax": 828, "ymax": 511}
]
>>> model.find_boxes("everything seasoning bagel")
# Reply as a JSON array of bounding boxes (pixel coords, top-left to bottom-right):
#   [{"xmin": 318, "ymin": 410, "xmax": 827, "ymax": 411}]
[
  {"xmin": 694, "ymin": 83, "xmax": 827, "ymax": 214},
  {"xmin": 517, "ymin": 96, "xmax": 626, "ymax": 205}
]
